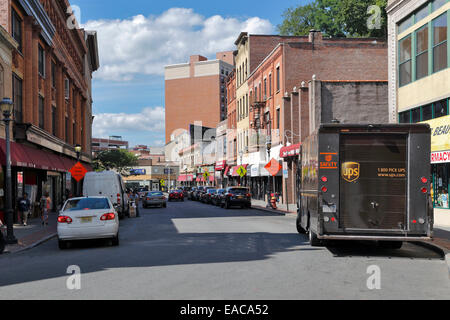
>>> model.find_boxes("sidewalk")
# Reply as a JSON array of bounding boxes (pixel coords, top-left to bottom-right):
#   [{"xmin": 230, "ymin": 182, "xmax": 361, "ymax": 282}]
[
  {"xmin": 251, "ymin": 199, "xmax": 297, "ymax": 216},
  {"xmin": 1, "ymin": 212, "xmax": 57, "ymax": 254}
]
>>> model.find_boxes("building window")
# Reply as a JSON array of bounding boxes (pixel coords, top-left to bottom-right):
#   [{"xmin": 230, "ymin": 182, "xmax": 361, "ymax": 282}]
[
  {"xmin": 246, "ymin": 94, "xmax": 249, "ymax": 117},
  {"xmin": 415, "ymin": 4, "xmax": 430, "ymax": 23},
  {"xmin": 422, "ymin": 104, "xmax": 433, "ymax": 120},
  {"xmin": 11, "ymin": 9, "xmax": 22, "ymax": 53},
  {"xmin": 13, "ymin": 74, "xmax": 23, "ymax": 123},
  {"xmin": 434, "ymin": 99, "xmax": 449, "ymax": 118},
  {"xmin": 433, "ymin": 0, "xmax": 447, "ymax": 12},
  {"xmin": 64, "ymin": 78, "xmax": 70, "ymax": 99},
  {"xmin": 399, "ymin": 111, "xmax": 410, "ymax": 123},
  {"xmin": 38, "ymin": 45, "xmax": 45, "ymax": 77},
  {"xmin": 411, "ymin": 107, "xmax": 421, "ymax": 123},
  {"xmin": 269, "ymin": 74, "xmax": 272, "ymax": 96},
  {"xmin": 51, "ymin": 61, "xmax": 56, "ymax": 88},
  {"xmin": 264, "ymin": 78, "xmax": 267, "ymax": 99},
  {"xmin": 399, "ymin": 36, "xmax": 412, "ymax": 86},
  {"xmin": 73, "ymin": 123, "xmax": 76, "ymax": 145},
  {"xmin": 416, "ymin": 25, "xmax": 429, "ymax": 80},
  {"xmin": 433, "ymin": 13, "xmax": 448, "ymax": 73},
  {"xmin": 398, "ymin": 16, "xmax": 413, "ymax": 34},
  {"xmin": 38, "ymin": 96, "xmax": 44, "ymax": 129},
  {"xmin": 276, "ymin": 67, "xmax": 280, "ymax": 92},
  {"xmin": 52, "ymin": 106, "xmax": 57, "ymax": 136}
]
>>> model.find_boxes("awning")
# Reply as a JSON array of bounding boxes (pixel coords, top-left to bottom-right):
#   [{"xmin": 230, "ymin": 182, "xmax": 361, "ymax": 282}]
[
  {"xmin": 280, "ymin": 143, "xmax": 301, "ymax": 158},
  {"xmin": 177, "ymin": 174, "xmax": 193, "ymax": 182},
  {"xmin": 215, "ymin": 160, "xmax": 226, "ymax": 171},
  {"xmin": 0, "ymin": 139, "xmax": 92, "ymax": 173},
  {"xmin": 224, "ymin": 166, "xmax": 231, "ymax": 176}
]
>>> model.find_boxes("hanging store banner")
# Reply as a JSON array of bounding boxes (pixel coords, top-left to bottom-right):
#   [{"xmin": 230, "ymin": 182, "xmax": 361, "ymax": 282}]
[{"xmin": 422, "ymin": 115, "xmax": 450, "ymax": 153}]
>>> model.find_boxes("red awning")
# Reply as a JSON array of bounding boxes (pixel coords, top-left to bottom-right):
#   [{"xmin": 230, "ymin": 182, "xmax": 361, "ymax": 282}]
[
  {"xmin": 280, "ymin": 143, "xmax": 301, "ymax": 158},
  {"xmin": 215, "ymin": 160, "xmax": 226, "ymax": 171},
  {"xmin": 0, "ymin": 139, "xmax": 92, "ymax": 173},
  {"xmin": 224, "ymin": 166, "xmax": 231, "ymax": 176}
]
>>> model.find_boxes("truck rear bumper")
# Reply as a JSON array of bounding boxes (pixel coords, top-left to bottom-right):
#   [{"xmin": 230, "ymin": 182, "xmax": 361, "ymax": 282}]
[{"xmin": 318, "ymin": 234, "xmax": 432, "ymax": 241}]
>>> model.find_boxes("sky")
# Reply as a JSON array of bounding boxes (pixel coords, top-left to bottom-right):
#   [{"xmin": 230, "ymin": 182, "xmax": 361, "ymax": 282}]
[{"xmin": 72, "ymin": 0, "xmax": 310, "ymax": 148}]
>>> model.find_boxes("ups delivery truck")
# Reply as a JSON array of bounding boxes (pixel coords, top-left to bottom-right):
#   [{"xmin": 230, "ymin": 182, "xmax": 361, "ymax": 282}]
[{"xmin": 296, "ymin": 124, "xmax": 433, "ymax": 248}]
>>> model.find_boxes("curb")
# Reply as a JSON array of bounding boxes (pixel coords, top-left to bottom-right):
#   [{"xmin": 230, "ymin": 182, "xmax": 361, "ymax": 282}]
[
  {"xmin": 413, "ymin": 241, "xmax": 450, "ymax": 278},
  {"xmin": 251, "ymin": 205, "xmax": 296, "ymax": 216},
  {"xmin": 4, "ymin": 232, "xmax": 57, "ymax": 255}
]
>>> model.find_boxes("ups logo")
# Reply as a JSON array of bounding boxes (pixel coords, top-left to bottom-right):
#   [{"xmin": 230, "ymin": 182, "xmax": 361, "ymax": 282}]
[{"xmin": 342, "ymin": 162, "xmax": 360, "ymax": 183}]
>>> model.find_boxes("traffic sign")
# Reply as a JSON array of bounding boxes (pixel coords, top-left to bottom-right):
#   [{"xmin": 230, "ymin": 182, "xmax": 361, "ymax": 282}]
[
  {"xmin": 203, "ymin": 170, "xmax": 210, "ymax": 180},
  {"xmin": 160, "ymin": 179, "xmax": 166, "ymax": 186},
  {"xmin": 236, "ymin": 166, "xmax": 247, "ymax": 178},
  {"xmin": 265, "ymin": 159, "xmax": 282, "ymax": 177},
  {"xmin": 69, "ymin": 162, "xmax": 88, "ymax": 182}
]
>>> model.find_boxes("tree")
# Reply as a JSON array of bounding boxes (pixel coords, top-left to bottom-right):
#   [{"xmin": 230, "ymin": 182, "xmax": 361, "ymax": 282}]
[
  {"xmin": 94, "ymin": 149, "xmax": 139, "ymax": 174},
  {"xmin": 278, "ymin": 0, "xmax": 387, "ymax": 38}
]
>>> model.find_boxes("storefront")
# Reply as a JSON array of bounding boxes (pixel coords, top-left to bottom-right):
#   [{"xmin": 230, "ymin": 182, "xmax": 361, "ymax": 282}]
[{"xmin": 422, "ymin": 115, "xmax": 450, "ymax": 209}]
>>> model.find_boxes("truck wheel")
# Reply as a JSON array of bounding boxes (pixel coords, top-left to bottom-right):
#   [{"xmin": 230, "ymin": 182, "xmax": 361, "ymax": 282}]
[
  {"xmin": 309, "ymin": 229, "xmax": 322, "ymax": 247},
  {"xmin": 379, "ymin": 241, "xmax": 403, "ymax": 249}
]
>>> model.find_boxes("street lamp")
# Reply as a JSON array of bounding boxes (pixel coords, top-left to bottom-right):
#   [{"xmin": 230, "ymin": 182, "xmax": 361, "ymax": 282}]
[
  {"xmin": 266, "ymin": 135, "xmax": 272, "ymax": 208},
  {"xmin": 74, "ymin": 144, "xmax": 82, "ymax": 197},
  {"xmin": 1, "ymin": 98, "xmax": 17, "ymax": 244}
]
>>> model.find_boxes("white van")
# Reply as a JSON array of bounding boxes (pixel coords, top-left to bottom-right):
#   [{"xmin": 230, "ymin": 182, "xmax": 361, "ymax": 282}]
[{"xmin": 83, "ymin": 171, "xmax": 130, "ymax": 219}]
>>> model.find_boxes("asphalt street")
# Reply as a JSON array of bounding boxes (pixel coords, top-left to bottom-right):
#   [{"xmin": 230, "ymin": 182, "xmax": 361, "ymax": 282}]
[{"xmin": 0, "ymin": 200, "xmax": 449, "ymax": 300}]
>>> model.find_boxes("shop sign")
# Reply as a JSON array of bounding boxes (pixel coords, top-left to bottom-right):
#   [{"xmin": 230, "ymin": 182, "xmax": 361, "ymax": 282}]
[
  {"xmin": 422, "ymin": 115, "xmax": 450, "ymax": 152},
  {"xmin": 431, "ymin": 150, "xmax": 450, "ymax": 164}
]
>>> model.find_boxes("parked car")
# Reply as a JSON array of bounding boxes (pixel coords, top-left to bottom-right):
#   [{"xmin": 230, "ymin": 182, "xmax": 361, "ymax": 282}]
[
  {"xmin": 203, "ymin": 189, "xmax": 217, "ymax": 204},
  {"xmin": 199, "ymin": 187, "xmax": 215, "ymax": 203},
  {"xmin": 181, "ymin": 187, "xmax": 192, "ymax": 198},
  {"xmin": 169, "ymin": 190, "xmax": 184, "ymax": 202},
  {"xmin": 138, "ymin": 187, "xmax": 149, "ymax": 199},
  {"xmin": 221, "ymin": 187, "xmax": 252, "ymax": 209},
  {"xmin": 57, "ymin": 197, "xmax": 119, "ymax": 249},
  {"xmin": 212, "ymin": 189, "xmax": 226, "ymax": 206},
  {"xmin": 83, "ymin": 171, "xmax": 130, "ymax": 219},
  {"xmin": 188, "ymin": 187, "xmax": 197, "ymax": 200},
  {"xmin": 143, "ymin": 191, "xmax": 167, "ymax": 209},
  {"xmin": 192, "ymin": 186, "xmax": 205, "ymax": 201}
]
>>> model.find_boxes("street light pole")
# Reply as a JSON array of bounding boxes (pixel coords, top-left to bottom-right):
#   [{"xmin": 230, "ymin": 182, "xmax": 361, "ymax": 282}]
[
  {"xmin": 266, "ymin": 135, "xmax": 272, "ymax": 208},
  {"xmin": 74, "ymin": 145, "xmax": 82, "ymax": 197},
  {"xmin": 1, "ymin": 98, "xmax": 17, "ymax": 244}
]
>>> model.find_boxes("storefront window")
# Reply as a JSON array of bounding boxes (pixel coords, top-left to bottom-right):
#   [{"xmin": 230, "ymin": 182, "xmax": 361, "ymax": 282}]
[
  {"xmin": 433, "ymin": 164, "xmax": 450, "ymax": 209},
  {"xmin": 422, "ymin": 104, "xmax": 433, "ymax": 120}
]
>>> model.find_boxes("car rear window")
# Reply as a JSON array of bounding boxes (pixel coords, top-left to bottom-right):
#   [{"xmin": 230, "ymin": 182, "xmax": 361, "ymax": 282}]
[
  {"xmin": 64, "ymin": 198, "xmax": 110, "ymax": 211},
  {"xmin": 148, "ymin": 192, "xmax": 163, "ymax": 196},
  {"xmin": 228, "ymin": 188, "xmax": 249, "ymax": 195},
  {"xmin": 208, "ymin": 189, "xmax": 217, "ymax": 194}
]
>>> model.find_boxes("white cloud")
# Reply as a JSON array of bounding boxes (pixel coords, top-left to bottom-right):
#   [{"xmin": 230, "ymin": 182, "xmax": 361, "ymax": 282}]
[
  {"xmin": 93, "ymin": 106, "xmax": 165, "ymax": 139},
  {"xmin": 83, "ymin": 8, "xmax": 274, "ymax": 81}
]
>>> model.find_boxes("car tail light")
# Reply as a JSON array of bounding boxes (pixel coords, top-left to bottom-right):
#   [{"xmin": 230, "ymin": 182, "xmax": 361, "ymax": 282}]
[
  {"xmin": 321, "ymin": 186, "xmax": 328, "ymax": 193},
  {"xmin": 117, "ymin": 193, "xmax": 121, "ymax": 204},
  {"xmin": 146, "ymin": 198, "xmax": 150, "ymax": 201},
  {"xmin": 58, "ymin": 216, "xmax": 72, "ymax": 224},
  {"xmin": 101, "ymin": 213, "xmax": 116, "ymax": 221},
  {"xmin": 247, "ymin": 193, "xmax": 252, "ymax": 198},
  {"xmin": 421, "ymin": 177, "xmax": 428, "ymax": 184},
  {"xmin": 321, "ymin": 176, "xmax": 328, "ymax": 183},
  {"xmin": 421, "ymin": 188, "xmax": 427, "ymax": 194}
]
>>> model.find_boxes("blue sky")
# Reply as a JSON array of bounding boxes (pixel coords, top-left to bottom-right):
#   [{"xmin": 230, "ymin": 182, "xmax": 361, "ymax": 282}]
[{"xmin": 72, "ymin": 0, "xmax": 310, "ymax": 147}]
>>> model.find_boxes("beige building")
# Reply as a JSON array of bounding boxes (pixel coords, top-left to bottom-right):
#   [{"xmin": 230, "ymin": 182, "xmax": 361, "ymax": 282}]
[{"xmin": 387, "ymin": 0, "xmax": 450, "ymax": 223}]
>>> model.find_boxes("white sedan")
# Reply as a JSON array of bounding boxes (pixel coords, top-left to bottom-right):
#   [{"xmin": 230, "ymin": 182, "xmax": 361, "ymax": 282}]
[{"xmin": 57, "ymin": 197, "xmax": 119, "ymax": 249}]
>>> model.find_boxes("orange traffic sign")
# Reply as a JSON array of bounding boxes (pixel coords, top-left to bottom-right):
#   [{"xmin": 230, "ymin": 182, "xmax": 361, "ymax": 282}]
[
  {"xmin": 265, "ymin": 158, "xmax": 282, "ymax": 177},
  {"xmin": 70, "ymin": 162, "xmax": 88, "ymax": 182}
]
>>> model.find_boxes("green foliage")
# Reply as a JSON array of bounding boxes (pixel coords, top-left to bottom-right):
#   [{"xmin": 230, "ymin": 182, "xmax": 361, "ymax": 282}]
[
  {"xmin": 278, "ymin": 0, "xmax": 387, "ymax": 38},
  {"xmin": 94, "ymin": 149, "xmax": 139, "ymax": 174}
]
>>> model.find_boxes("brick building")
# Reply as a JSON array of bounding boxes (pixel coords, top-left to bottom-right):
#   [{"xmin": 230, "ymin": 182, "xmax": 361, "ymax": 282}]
[
  {"xmin": 165, "ymin": 53, "xmax": 234, "ymax": 144},
  {"xmin": 234, "ymin": 31, "xmax": 388, "ymax": 203},
  {"xmin": 92, "ymin": 136, "xmax": 129, "ymax": 157},
  {"xmin": 0, "ymin": 0, "xmax": 99, "ymax": 219}
]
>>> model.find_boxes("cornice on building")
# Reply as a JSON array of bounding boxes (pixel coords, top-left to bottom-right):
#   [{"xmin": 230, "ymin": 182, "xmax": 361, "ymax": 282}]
[{"xmin": 18, "ymin": 0, "xmax": 56, "ymax": 46}]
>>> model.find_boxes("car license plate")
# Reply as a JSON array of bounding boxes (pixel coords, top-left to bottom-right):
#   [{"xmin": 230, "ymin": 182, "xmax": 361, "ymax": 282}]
[
  {"xmin": 237, "ymin": 196, "xmax": 244, "ymax": 199},
  {"xmin": 80, "ymin": 217, "xmax": 93, "ymax": 223}
]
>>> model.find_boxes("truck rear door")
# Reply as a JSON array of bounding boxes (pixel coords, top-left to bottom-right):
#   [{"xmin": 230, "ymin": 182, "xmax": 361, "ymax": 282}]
[{"xmin": 339, "ymin": 133, "xmax": 408, "ymax": 230}]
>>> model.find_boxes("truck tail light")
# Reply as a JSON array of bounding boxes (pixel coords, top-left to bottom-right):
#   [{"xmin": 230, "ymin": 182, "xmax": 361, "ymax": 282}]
[
  {"xmin": 421, "ymin": 177, "xmax": 428, "ymax": 184},
  {"xmin": 421, "ymin": 187, "xmax": 428, "ymax": 194},
  {"xmin": 321, "ymin": 176, "xmax": 328, "ymax": 183},
  {"xmin": 101, "ymin": 213, "xmax": 116, "ymax": 221},
  {"xmin": 58, "ymin": 216, "xmax": 72, "ymax": 224},
  {"xmin": 117, "ymin": 193, "xmax": 121, "ymax": 204},
  {"xmin": 321, "ymin": 186, "xmax": 328, "ymax": 193},
  {"xmin": 247, "ymin": 193, "xmax": 252, "ymax": 198}
]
